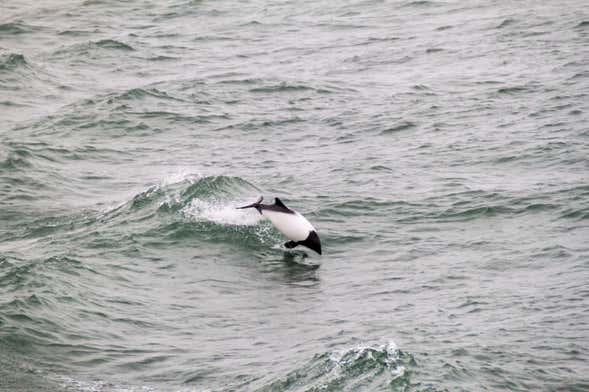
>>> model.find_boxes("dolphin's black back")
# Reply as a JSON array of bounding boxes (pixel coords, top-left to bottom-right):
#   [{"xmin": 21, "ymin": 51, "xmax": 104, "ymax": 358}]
[{"xmin": 236, "ymin": 197, "xmax": 295, "ymax": 214}]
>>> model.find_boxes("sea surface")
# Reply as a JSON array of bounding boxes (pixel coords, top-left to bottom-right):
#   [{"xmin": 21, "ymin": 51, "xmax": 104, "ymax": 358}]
[{"xmin": 1, "ymin": 0, "xmax": 589, "ymax": 391}]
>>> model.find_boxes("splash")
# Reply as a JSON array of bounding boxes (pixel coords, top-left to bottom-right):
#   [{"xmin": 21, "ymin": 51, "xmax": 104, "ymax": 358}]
[{"xmin": 182, "ymin": 198, "xmax": 262, "ymax": 226}]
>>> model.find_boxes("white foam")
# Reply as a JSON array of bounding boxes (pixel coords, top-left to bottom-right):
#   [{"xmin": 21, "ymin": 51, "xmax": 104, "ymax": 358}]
[
  {"xmin": 182, "ymin": 198, "xmax": 263, "ymax": 226},
  {"xmin": 329, "ymin": 340, "xmax": 405, "ymax": 379}
]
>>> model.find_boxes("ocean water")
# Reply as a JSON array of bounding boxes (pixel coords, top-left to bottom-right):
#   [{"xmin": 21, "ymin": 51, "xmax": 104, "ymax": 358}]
[{"xmin": 1, "ymin": 0, "xmax": 589, "ymax": 390}]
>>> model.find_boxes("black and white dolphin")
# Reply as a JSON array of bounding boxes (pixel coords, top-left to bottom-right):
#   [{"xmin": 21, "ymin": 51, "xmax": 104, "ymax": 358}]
[{"xmin": 237, "ymin": 197, "xmax": 322, "ymax": 255}]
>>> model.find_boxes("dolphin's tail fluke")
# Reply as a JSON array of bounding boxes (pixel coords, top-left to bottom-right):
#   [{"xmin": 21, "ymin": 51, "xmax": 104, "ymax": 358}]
[{"xmin": 236, "ymin": 196, "xmax": 263, "ymax": 211}]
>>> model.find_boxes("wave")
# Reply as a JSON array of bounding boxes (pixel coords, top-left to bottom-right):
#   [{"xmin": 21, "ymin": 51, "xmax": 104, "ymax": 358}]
[
  {"xmin": 0, "ymin": 140, "xmax": 80, "ymax": 170},
  {"xmin": 399, "ymin": 0, "xmax": 437, "ymax": 8},
  {"xmin": 0, "ymin": 52, "xmax": 63, "ymax": 104},
  {"xmin": 496, "ymin": 18, "xmax": 516, "ymax": 29},
  {"xmin": 1, "ymin": 173, "xmax": 275, "ymax": 252},
  {"xmin": 257, "ymin": 341, "xmax": 415, "ymax": 391},
  {"xmin": 0, "ymin": 53, "xmax": 30, "ymax": 72},
  {"xmin": 380, "ymin": 121, "xmax": 416, "ymax": 134},
  {"xmin": 51, "ymin": 39, "xmax": 135, "ymax": 59},
  {"xmin": 57, "ymin": 29, "xmax": 97, "ymax": 36},
  {"xmin": 94, "ymin": 39, "xmax": 134, "ymax": 51},
  {"xmin": 249, "ymin": 82, "xmax": 332, "ymax": 94},
  {"xmin": 101, "ymin": 87, "xmax": 185, "ymax": 103},
  {"xmin": 497, "ymin": 85, "xmax": 530, "ymax": 94},
  {"xmin": 94, "ymin": 175, "xmax": 276, "ymax": 249},
  {"xmin": 216, "ymin": 77, "xmax": 337, "ymax": 94},
  {"xmin": 0, "ymin": 144, "xmax": 34, "ymax": 170},
  {"xmin": 123, "ymin": 175, "xmax": 261, "ymax": 215},
  {"xmin": 0, "ymin": 22, "xmax": 36, "ymax": 35}
]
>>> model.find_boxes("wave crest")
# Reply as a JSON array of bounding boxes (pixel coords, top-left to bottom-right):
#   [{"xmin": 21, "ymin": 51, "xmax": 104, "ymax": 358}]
[
  {"xmin": 259, "ymin": 341, "xmax": 415, "ymax": 391},
  {"xmin": 98, "ymin": 175, "xmax": 272, "ymax": 248}
]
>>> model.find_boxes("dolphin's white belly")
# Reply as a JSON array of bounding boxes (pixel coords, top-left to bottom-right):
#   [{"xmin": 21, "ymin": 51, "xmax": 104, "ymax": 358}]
[{"xmin": 262, "ymin": 210, "xmax": 314, "ymax": 241}]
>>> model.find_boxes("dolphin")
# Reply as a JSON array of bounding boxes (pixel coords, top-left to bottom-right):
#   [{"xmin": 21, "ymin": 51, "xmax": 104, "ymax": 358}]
[{"xmin": 237, "ymin": 197, "xmax": 322, "ymax": 255}]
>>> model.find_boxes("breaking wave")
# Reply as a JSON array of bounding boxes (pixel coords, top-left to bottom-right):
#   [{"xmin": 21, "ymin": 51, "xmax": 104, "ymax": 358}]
[{"xmin": 257, "ymin": 341, "xmax": 416, "ymax": 391}]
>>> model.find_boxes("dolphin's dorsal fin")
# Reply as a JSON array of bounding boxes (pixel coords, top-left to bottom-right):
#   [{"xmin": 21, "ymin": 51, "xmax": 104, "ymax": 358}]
[{"xmin": 274, "ymin": 197, "xmax": 288, "ymax": 209}]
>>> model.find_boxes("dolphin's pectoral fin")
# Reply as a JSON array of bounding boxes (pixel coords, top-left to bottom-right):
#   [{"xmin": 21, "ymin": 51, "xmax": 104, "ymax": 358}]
[{"xmin": 284, "ymin": 241, "xmax": 298, "ymax": 249}]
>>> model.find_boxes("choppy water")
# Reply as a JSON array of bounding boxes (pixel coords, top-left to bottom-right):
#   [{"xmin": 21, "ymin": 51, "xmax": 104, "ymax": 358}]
[{"xmin": 2, "ymin": 0, "xmax": 589, "ymax": 391}]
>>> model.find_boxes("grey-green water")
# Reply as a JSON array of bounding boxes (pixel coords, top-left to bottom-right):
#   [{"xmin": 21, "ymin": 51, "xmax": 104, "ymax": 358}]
[{"xmin": 1, "ymin": 0, "xmax": 589, "ymax": 391}]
